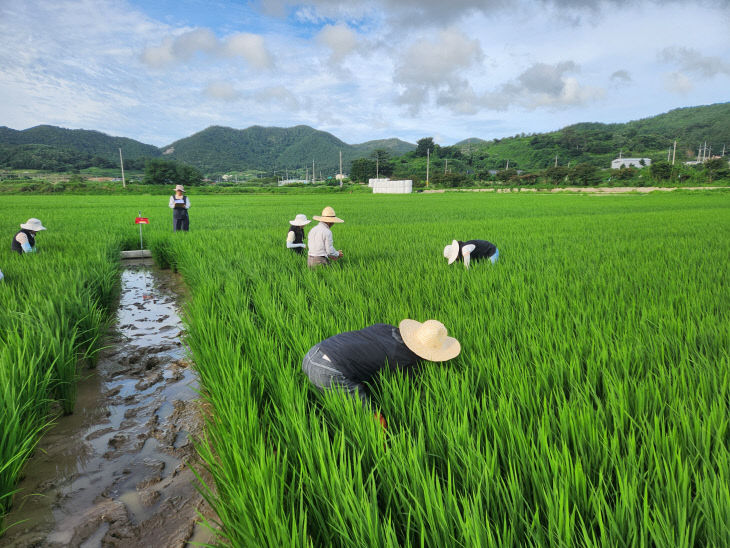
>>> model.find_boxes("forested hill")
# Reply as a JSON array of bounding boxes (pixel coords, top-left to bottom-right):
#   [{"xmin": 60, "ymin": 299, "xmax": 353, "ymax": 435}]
[
  {"xmin": 0, "ymin": 125, "xmax": 160, "ymax": 160},
  {"xmin": 162, "ymin": 125, "xmax": 415, "ymax": 173},
  {"xmin": 462, "ymin": 102, "xmax": 730, "ymax": 170}
]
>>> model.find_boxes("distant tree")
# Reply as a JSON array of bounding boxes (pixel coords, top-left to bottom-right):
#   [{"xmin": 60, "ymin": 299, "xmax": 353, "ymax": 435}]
[
  {"xmin": 650, "ymin": 161, "xmax": 672, "ymax": 181},
  {"xmin": 570, "ymin": 163, "xmax": 601, "ymax": 186},
  {"xmin": 349, "ymin": 158, "xmax": 376, "ymax": 183},
  {"xmin": 496, "ymin": 168, "xmax": 518, "ymax": 182},
  {"xmin": 369, "ymin": 149, "xmax": 394, "ymax": 177},
  {"xmin": 416, "ymin": 137, "xmax": 435, "ymax": 157},
  {"xmin": 544, "ymin": 166, "xmax": 569, "ymax": 184},
  {"xmin": 143, "ymin": 158, "xmax": 203, "ymax": 186},
  {"xmin": 613, "ymin": 166, "xmax": 638, "ymax": 181},
  {"xmin": 705, "ymin": 157, "xmax": 729, "ymax": 182}
]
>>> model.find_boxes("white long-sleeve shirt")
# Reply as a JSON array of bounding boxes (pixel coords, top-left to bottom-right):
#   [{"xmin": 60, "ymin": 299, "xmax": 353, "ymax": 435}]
[
  {"xmin": 307, "ymin": 222, "xmax": 339, "ymax": 258},
  {"xmin": 169, "ymin": 195, "xmax": 190, "ymax": 209}
]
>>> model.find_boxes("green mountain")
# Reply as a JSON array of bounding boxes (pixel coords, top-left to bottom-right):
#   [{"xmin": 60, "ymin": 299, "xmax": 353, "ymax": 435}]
[
  {"xmin": 162, "ymin": 125, "xmax": 415, "ymax": 174},
  {"xmin": 457, "ymin": 102, "xmax": 730, "ymax": 170},
  {"xmin": 0, "ymin": 125, "xmax": 161, "ymax": 161}
]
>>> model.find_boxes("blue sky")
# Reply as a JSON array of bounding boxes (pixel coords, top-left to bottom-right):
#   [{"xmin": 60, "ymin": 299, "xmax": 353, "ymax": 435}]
[{"xmin": 1, "ymin": 0, "xmax": 728, "ymax": 148}]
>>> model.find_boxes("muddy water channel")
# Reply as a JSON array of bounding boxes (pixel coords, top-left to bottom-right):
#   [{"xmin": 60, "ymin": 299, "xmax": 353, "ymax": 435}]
[{"xmin": 2, "ymin": 260, "xmax": 214, "ymax": 547}]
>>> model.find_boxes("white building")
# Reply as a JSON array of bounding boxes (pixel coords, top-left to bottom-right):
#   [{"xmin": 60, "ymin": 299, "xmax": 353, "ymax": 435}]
[
  {"xmin": 371, "ymin": 179, "xmax": 413, "ymax": 194},
  {"xmin": 611, "ymin": 158, "xmax": 652, "ymax": 169}
]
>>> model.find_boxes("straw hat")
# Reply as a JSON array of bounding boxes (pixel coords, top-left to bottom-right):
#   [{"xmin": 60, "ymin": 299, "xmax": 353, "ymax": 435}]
[
  {"xmin": 289, "ymin": 214, "xmax": 311, "ymax": 226},
  {"xmin": 443, "ymin": 240, "xmax": 460, "ymax": 264},
  {"xmin": 174, "ymin": 184, "xmax": 185, "ymax": 192},
  {"xmin": 399, "ymin": 319, "xmax": 461, "ymax": 362},
  {"xmin": 20, "ymin": 218, "xmax": 46, "ymax": 232},
  {"xmin": 313, "ymin": 206, "xmax": 344, "ymax": 223}
]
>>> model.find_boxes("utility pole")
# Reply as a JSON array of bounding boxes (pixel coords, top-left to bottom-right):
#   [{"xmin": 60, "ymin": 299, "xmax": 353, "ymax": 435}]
[
  {"xmin": 119, "ymin": 148, "xmax": 126, "ymax": 188},
  {"xmin": 312, "ymin": 159, "xmax": 315, "ymax": 184},
  {"xmin": 444, "ymin": 158, "xmax": 448, "ymax": 174},
  {"xmin": 672, "ymin": 140, "xmax": 677, "ymax": 165},
  {"xmin": 426, "ymin": 148, "xmax": 430, "ymax": 186},
  {"xmin": 667, "ymin": 148, "xmax": 671, "ymax": 162},
  {"xmin": 339, "ymin": 150, "xmax": 342, "ymax": 187},
  {"xmin": 506, "ymin": 159, "xmax": 510, "ymax": 170},
  {"xmin": 376, "ymin": 156, "xmax": 379, "ymax": 179},
  {"xmin": 554, "ymin": 155, "xmax": 558, "ymax": 168}
]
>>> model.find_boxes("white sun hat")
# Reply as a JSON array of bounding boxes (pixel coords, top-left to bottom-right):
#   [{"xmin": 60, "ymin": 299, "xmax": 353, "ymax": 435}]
[
  {"xmin": 174, "ymin": 184, "xmax": 185, "ymax": 192},
  {"xmin": 20, "ymin": 218, "xmax": 46, "ymax": 232},
  {"xmin": 443, "ymin": 239, "xmax": 459, "ymax": 264},
  {"xmin": 313, "ymin": 206, "xmax": 344, "ymax": 223},
  {"xmin": 289, "ymin": 214, "xmax": 311, "ymax": 226},
  {"xmin": 399, "ymin": 319, "xmax": 461, "ymax": 362}
]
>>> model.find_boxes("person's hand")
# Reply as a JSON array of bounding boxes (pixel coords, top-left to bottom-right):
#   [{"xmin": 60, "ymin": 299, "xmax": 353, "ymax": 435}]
[
  {"xmin": 338, "ymin": 250, "xmax": 344, "ymax": 258},
  {"xmin": 374, "ymin": 412, "xmax": 387, "ymax": 430}
]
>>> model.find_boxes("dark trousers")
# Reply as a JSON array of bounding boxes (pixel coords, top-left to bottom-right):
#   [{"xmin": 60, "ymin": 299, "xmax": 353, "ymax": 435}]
[
  {"xmin": 173, "ymin": 210, "xmax": 189, "ymax": 232},
  {"xmin": 302, "ymin": 345, "xmax": 368, "ymax": 406}
]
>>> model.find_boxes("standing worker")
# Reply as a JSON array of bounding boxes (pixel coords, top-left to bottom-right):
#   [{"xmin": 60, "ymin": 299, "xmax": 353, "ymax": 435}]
[
  {"xmin": 169, "ymin": 184, "xmax": 190, "ymax": 232},
  {"xmin": 444, "ymin": 239, "xmax": 498, "ymax": 269},
  {"xmin": 307, "ymin": 206, "xmax": 344, "ymax": 268},
  {"xmin": 11, "ymin": 218, "xmax": 46, "ymax": 254},
  {"xmin": 302, "ymin": 319, "xmax": 461, "ymax": 426},
  {"xmin": 286, "ymin": 214, "xmax": 311, "ymax": 254}
]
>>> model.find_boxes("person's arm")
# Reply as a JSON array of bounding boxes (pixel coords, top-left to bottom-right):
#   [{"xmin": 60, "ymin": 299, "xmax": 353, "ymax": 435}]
[
  {"xmin": 15, "ymin": 233, "xmax": 33, "ymax": 253},
  {"xmin": 0, "ymin": 269, "xmax": 4, "ymax": 282},
  {"xmin": 185, "ymin": 196, "xmax": 190, "ymax": 209},
  {"xmin": 462, "ymin": 243, "xmax": 476, "ymax": 269},
  {"xmin": 286, "ymin": 231, "xmax": 305, "ymax": 248},
  {"xmin": 325, "ymin": 229, "xmax": 341, "ymax": 259},
  {"xmin": 168, "ymin": 196, "xmax": 175, "ymax": 209}
]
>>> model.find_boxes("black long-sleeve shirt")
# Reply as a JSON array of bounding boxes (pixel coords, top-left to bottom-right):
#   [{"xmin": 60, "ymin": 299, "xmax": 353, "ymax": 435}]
[{"xmin": 317, "ymin": 323, "xmax": 420, "ymax": 383}]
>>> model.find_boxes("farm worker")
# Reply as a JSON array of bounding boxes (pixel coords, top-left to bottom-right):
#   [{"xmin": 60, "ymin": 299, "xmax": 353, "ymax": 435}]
[
  {"xmin": 286, "ymin": 214, "xmax": 311, "ymax": 254},
  {"xmin": 11, "ymin": 218, "xmax": 46, "ymax": 254},
  {"xmin": 444, "ymin": 239, "xmax": 498, "ymax": 269},
  {"xmin": 302, "ymin": 319, "xmax": 461, "ymax": 426},
  {"xmin": 168, "ymin": 184, "xmax": 190, "ymax": 232},
  {"xmin": 307, "ymin": 206, "xmax": 344, "ymax": 268}
]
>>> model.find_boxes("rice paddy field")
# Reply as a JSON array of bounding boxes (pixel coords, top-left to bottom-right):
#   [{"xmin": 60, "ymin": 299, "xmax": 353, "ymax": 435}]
[{"xmin": 1, "ymin": 191, "xmax": 729, "ymax": 546}]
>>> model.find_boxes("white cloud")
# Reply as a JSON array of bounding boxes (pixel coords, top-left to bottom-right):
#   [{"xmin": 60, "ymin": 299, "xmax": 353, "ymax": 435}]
[
  {"xmin": 663, "ymin": 71, "xmax": 693, "ymax": 94},
  {"xmin": 393, "ymin": 28, "xmax": 484, "ymax": 113},
  {"xmin": 141, "ymin": 28, "xmax": 273, "ymax": 69},
  {"xmin": 316, "ymin": 24, "xmax": 359, "ymax": 63},
  {"xmin": 658, "ymin": 46, "xmax": 730, "ymax": 78},
  {"xmin": 610, "ymin": 69, "xmax": 632, "ymax": 84},
  {"xmin": 203, "ymin": 81, "xmax": 242, "ymax": 101}
]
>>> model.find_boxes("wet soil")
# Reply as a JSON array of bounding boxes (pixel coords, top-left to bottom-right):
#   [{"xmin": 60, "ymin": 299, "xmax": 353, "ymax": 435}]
[{"xmin": 1, "ymin": 260, "xmax": 216, "ymax": 547}]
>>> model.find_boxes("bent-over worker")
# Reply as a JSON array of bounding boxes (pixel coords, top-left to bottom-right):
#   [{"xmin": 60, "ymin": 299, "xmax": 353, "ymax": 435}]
[
  {"xmin": 168, "ymin": 184, "xmax": 190, "ymax": 232},
  {"xmin": 302, "ymin": 319, "xmax": 461, "ymax": 425},
  {"xmin": 307, "ymin": 206, "xmax": 344, "ymax": 268},
  {"xmin": 286, "ymin": 214, "xmax": 311, "ymax": 254},
  {"xmin": 444, "ymin": 239, "xmax": 498, "ymax": 269},
  {"xmin": 11, "ymin": 218, "xmax": 46, "ymax": 254}
]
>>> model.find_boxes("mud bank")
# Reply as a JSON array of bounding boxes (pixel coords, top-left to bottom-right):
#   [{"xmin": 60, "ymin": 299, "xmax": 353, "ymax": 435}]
[{"xmin": 2, "ymin": 260, "xmax": 215, "ymax": 548}]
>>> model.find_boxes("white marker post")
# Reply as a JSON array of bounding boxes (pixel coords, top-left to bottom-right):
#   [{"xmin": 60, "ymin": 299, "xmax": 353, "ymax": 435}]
[{"xmin": 135, "ymin": 211, "xmax": 149, "ymax": 249}]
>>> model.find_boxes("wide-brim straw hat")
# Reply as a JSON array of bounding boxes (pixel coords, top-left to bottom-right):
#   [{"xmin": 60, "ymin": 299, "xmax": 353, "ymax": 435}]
[
  {"xmin": 20, "ymin": 218, "xmax": 46, "ymax": 232},
  {"xmin": 313, "ymin": 206, "xmax": 344, "ymax": 223},
  {"xmin": 290, "ymin": 214, "xmax": 311, "ymax": 226},
  {"xmin": 443, "ymin": 240, "xmax": 459, "ymax": 264},
  {"xmin": 174, "ymin": 184, "xmax": 185, "ymax": 192},
  {"xmin": 399, "ymin": 319, "xmax": 461, "ymax": 362}
]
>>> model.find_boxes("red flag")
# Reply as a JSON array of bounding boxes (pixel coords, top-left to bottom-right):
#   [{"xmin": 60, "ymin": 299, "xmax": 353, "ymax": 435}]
[{"xmin": 135, "ymin": 217, "xmax": 149, "ymax": 224}]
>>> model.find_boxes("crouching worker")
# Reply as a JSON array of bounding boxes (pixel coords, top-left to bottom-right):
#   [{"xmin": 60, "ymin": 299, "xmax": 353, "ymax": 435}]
[
  {"xmin": 307, "ymin": 206, "xmax": 344, "ymax": 268},
  {"xmin": 444, "ymin": 239, "xmax": 498, "ymax": 269},
  {"xmin": 302, "ymin": 319, "xmax": 461, "ymax": 427},
  {"xmin": 12, "ymin": 218, "xmax": 46, "ymax": 254},
  {"xmin": 286, "ymin": 214, "xmax": 311, "ymax": 254}
]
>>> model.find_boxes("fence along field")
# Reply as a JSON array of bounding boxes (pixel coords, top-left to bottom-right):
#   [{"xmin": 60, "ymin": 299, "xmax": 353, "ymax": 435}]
[{"xmin": 1, "ymin": 193, "xmax": 729, "ymax": 545}]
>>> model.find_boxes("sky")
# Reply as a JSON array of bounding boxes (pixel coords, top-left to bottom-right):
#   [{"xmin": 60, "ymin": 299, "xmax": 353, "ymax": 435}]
[{"xmin": 0, "ymin": 0, "xmax": 728, "ymax": 147}]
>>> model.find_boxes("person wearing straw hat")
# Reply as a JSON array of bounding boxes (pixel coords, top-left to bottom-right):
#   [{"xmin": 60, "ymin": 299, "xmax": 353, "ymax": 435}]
[
  {"xmin": 11, "ymin": 218, "xmax": 46, "ymax": 254},
  {"xmin": 443, "ymin": 239, "xmax": 498, "ymax": 269},
  {"xmin": 168, "ymin": 184, "xmax": 190, "ymax": 232},
  {"xmin": 302, "ymin": 319, "xmax": 461, "ymax": 426},
  {"xmin": 307, "ymin": 206, "xmax": 344, "ymax": 268},
  {"xmin": 286, "ymin": 214, "xmax": 311, "ymax": 254}
]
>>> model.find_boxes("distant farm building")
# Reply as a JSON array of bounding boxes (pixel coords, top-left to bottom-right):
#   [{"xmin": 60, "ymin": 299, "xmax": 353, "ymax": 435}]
[
  {"xmin": 370, "ymin": 178, "xmax": 413, "ymax": 194},
  {"xmin": 611, "ymin": 158, "xmax": 652, "ymax": 169}
]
